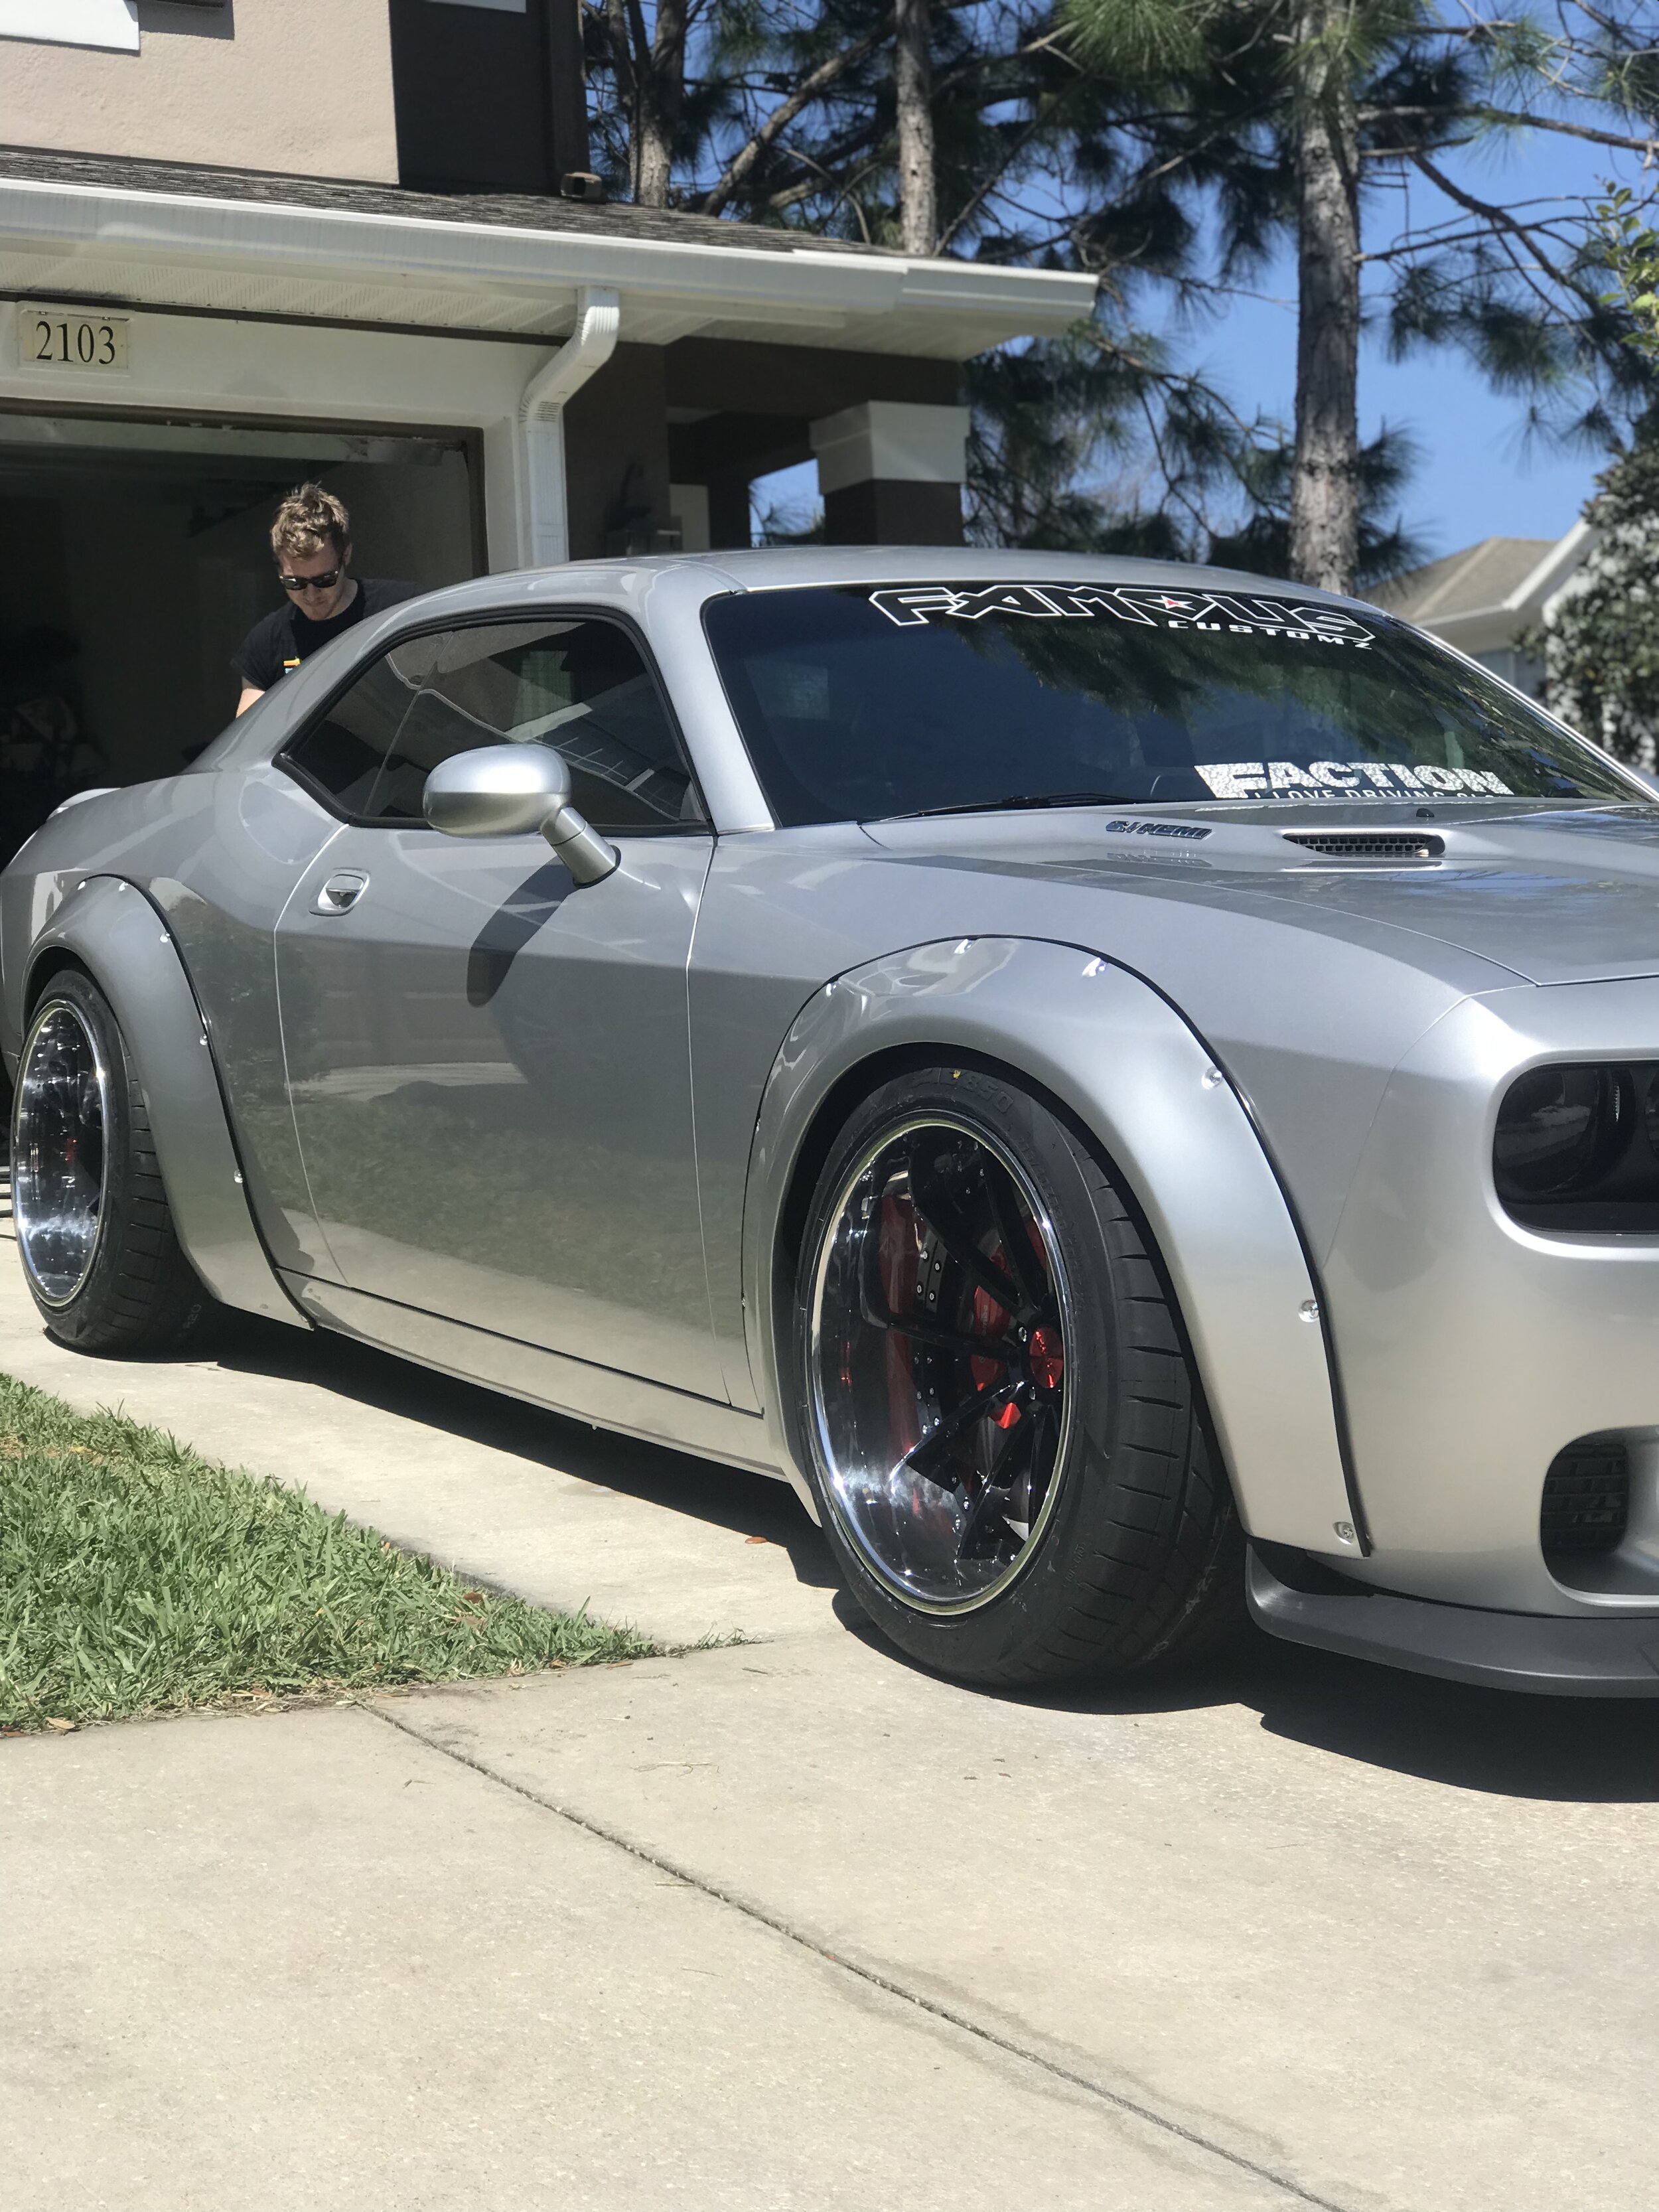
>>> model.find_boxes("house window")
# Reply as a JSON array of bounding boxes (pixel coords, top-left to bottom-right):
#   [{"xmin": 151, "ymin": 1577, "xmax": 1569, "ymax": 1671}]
[{"xmin": 0, "ymin": 0, "xmax": 139, "ymax": 50}]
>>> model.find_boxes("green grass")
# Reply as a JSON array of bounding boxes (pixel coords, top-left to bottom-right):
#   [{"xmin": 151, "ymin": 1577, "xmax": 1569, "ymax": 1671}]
[{"xmin": 0, "ymin": 1372, "xmax": 652, "ymax": 1732}]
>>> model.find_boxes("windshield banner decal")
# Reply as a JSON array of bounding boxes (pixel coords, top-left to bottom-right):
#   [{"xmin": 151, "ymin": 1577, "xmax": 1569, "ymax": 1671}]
[
  {"xmin": 866, "ymin": 583, "xmax": 1376, "ymax": 646},
  {"xmin": 1194, "ymin": 761, "xmax": 1514, "ymax": 799}
]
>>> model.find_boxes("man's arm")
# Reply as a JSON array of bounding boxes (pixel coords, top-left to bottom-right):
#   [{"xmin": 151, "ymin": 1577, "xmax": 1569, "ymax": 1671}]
[{"xmin": 236, "ymin": 684, "xmax": 265, "ymax": 717}]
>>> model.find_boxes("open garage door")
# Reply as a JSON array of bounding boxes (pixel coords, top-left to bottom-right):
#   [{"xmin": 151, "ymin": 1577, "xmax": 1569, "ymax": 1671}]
[{"xmin": 0, "ymin": 411, "xmax": 480, "ymax": 864}]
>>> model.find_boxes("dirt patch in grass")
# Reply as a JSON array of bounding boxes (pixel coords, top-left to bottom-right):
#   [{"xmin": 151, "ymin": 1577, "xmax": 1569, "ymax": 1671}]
[{"xmin": 0, "ymin": 1372, "xmax": 652, "ymax": 1732}]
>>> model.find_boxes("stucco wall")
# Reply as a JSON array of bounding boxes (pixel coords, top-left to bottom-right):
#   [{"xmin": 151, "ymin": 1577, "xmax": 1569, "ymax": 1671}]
[{"xmin": 0, "ymin": 1, "xmax": 399, "ymax": 183}]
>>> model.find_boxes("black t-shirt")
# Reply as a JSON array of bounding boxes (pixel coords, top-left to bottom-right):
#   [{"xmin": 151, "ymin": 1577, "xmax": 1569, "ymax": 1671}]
[{"xmin": 232, "ymin": 578, "xmax": 420, "ymax": 693}]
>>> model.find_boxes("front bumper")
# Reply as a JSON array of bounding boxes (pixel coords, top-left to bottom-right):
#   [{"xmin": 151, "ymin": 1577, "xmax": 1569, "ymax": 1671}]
[
  {"xmin": 1248, "ymin": 1546, "xmax": 1659, "ymax": 1696},
  {"xmin": 1315, "ymin": 980, "xmax": 1659, "ymax": 1614}
]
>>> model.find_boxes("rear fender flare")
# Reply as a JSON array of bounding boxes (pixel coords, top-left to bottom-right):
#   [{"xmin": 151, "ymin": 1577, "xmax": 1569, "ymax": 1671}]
[
  {"xmin": 19, "ymin": 875, "xmax": 307, "ymax": 1329},
  {"xmin": 744, "ymin": 936, "xmax": 1358, "ymax": 1555}
]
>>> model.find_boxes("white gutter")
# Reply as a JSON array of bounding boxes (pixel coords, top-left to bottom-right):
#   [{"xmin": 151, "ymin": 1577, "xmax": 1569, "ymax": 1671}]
[
  {"xmin": 0, "ymin": 173, "xmax": 1097, "ymax": 346},
  {"xmin": 1510, "ymin": 517, "xmax": 1597, "ymax": 623},
  {"xmin": 518, "ymin": 285, "xmax": 620, "ymax": 568}
]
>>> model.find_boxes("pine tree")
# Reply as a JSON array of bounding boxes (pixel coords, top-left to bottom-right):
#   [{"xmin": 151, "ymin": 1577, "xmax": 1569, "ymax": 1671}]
[
  {"xmin": 1060, "ymin": 0, "xmax": 1659, "ymax": 594},
  {"xmin": 1538, "ymin": 429, "xmax": 1659, "ymax": 768}
]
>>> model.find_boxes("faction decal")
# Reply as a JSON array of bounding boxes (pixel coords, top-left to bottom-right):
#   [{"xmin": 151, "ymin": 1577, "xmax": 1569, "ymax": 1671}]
[
  {"xmin": 866, "ymin": 581, "xmax": 1376, "ymax": 646},
  {"xmin": 1194, "ymin": 761, "xmax": 1513, "ymax": 799}
]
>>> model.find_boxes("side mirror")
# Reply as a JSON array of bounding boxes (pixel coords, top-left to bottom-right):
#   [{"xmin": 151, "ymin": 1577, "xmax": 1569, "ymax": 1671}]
[{"xmin": 422, "ymin": 744, "xmax": 619, "ymax": 887}]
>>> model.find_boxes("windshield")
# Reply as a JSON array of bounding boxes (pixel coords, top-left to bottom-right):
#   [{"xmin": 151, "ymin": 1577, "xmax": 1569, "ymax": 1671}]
[{"xmin": 702, "ymin": 581, "xmax": 1638, "ymax": 825}]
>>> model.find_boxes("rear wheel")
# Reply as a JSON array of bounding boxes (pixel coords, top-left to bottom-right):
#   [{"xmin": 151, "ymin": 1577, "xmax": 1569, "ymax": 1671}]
[
  {"xmin": 788, "ymin": 1066, "xmax": 1241, "ymax": 1686},
  {"xmin": 11, "ymin": 970, "xmax": 212, "ymax": 1354}
]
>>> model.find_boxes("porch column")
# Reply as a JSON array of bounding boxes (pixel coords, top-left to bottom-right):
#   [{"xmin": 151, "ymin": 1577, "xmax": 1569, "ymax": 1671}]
[{"xmin": 810, "ymin": 400, "xmax": 970, "ymax": 545}]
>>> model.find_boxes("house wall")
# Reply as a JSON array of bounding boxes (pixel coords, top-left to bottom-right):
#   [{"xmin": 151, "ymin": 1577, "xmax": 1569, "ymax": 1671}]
[
  {"xmin": 563, "ymin": 344, "xmax": 674, "ymax": 558},
  {"xmin": 0, "ymin": 1, "xmax": 400, "ymax": 183},
  {"xmin": 390, "ymin": 0, "xmax": 576, "ymax": 194}
]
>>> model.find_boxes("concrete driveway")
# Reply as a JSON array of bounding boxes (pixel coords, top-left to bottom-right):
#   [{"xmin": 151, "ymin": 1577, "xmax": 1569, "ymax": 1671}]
[{"xmin": 5, "ymin": 1205, "xmax": 1659, "ymax": 2210}]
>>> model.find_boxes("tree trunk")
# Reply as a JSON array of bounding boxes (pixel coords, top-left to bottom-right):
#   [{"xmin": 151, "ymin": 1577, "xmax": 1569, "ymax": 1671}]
[
  {"xmin": 895, "ymin": 0, "xmax": 936, "ymax": 256},
  {"xmin": 1289, "ymin": 1, "xmax": 1360, "ymax": 595},
  {"xmin": 632, "ymin": 0, "xmax": 687, "ymax": 207}
]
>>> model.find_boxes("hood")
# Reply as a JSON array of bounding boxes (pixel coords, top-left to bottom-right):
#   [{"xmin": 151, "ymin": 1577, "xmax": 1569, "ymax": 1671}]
[{"xmin": 861, "ymin": 801, "xmax": 1659, "ymax": 988}]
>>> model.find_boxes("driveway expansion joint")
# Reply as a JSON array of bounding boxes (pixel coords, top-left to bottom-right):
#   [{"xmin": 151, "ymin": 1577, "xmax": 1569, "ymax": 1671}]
[{"xmin": 367, "ymin": 1697, "xmax": 1362, "ymax": 2212}]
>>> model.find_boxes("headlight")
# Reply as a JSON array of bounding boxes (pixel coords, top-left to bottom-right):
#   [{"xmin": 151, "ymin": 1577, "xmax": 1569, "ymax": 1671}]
[
  {"xmin": 1493, "ymin": 1062, "xmax": 1659, "ymax": 1227},
  {"xmin": 1494, "ymin": 1066, "xmax": 1629, "ymax": 1200}
]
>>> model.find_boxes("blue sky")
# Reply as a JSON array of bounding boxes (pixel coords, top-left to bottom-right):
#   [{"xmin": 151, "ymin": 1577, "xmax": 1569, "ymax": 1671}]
[
  {"xmin": 1179, "ymin": 124, "xmax": 1627, "ymax": 558},
  {"xmin": 753, "ymin": 113, "xmax": 1636, "ymax": 562}
]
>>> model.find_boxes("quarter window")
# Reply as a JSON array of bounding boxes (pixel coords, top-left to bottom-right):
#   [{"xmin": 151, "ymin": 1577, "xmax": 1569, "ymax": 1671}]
[{"xmin": 282, "ymin": 615, "xmax": 703, "ymax": 834}]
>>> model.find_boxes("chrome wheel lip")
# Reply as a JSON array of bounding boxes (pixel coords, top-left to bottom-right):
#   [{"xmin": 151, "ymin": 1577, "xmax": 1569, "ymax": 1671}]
[
  {"xmin": 12, "ymin": 997, "xmax": 112, "ymax": 1310},
  {"xmin": 806, "ymin": 1111, "xmax": 1076, "ymax": 1618}
]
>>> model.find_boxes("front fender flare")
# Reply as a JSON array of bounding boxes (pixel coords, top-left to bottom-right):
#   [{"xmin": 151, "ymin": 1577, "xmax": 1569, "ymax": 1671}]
[
  {"xmin": 21, "ymin": 875, "xmax": 307, "ymax": 1329},
  {"xmin": 744, "ymin": 936, "xmax": 1360, "ymax": 1557}
]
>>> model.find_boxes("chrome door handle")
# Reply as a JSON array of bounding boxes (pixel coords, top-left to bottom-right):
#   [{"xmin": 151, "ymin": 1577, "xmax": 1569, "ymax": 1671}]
[{"xmin": 313, "ymin": 869, "xmax": 369, "ymax": 915}]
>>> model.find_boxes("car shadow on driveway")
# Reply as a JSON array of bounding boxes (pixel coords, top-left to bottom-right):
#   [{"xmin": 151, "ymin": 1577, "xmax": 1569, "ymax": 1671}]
[
  {"xmin": 1236, "ymin": 1636, "xmax": 1659, "ymax": 1802},
  {"xmin": 210, "ymin": 1307, "xmax": 840, "ymax": 1595},
  {"xmin": 830, "ymin": 1595, "xmax": 1659, "ymax": 1803}
]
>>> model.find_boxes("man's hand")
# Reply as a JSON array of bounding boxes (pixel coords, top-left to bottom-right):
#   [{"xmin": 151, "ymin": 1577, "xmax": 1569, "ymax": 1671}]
[{"xmin": 236, "ymin": 686, "xmax": 265, "ymax": 717}]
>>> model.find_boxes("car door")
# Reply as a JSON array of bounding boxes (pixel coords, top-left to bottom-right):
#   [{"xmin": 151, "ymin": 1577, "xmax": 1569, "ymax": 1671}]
[{"xmin": 271, "ymin": 609, "xmax": 724, "ymax": 1402}]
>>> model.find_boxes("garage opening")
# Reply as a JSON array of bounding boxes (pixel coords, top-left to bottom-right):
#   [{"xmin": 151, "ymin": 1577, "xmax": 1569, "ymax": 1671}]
[{"xmin": 0, "ymin": 412, "xmax": 479, "ymax": 864}]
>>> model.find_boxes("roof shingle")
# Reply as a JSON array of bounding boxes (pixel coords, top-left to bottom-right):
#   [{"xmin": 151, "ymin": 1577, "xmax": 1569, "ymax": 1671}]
[{"xmin": 0, "ymin": 144, "xmax": 904, "ymax": 260}]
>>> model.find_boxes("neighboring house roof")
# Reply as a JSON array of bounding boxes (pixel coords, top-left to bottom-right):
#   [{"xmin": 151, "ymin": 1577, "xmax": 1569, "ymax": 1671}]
[
  {"xmin": 1370, "ymin": 524, "xmax": 1596, "ymax": 651},
  {"xmin": 0, "ymin": 143, "xmax": 1097, "ymax": 358},
  {"xmin": 1372, "ymin": 537, "xmax": 1555, "ymax": 623}
]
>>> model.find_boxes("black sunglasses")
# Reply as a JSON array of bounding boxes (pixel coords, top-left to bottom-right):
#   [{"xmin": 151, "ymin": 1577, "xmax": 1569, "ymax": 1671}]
[{"xmin": 278, "ymin": 566, "xmax": 344, "ymax": 593}]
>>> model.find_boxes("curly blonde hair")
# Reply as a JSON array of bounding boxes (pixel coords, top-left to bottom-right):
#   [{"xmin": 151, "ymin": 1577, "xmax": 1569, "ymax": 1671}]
[{"xmin": 271, "ymin": 483, "xmax": 350, "ymax": 565}]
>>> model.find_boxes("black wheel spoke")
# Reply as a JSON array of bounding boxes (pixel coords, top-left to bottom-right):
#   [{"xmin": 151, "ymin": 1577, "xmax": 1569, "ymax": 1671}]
[
  {"xmin": 856, "ymin": 1279, "xmax": 1019, "ymax": 1364},
  {"xmin": 908, "ymin": 1151, "xmax": 1023, "ymax": 1315},
  {"xmin": 955, "ymin": 1418, "xmax": 1028, "ymax": 1558},
  {"xmin": 980, "ymin": 1153, "xmax": 1052, "ymax": 1318},
  {"xmin": 900, "ymin": 1380, "xmax": 1018, "ymax": 1486}
]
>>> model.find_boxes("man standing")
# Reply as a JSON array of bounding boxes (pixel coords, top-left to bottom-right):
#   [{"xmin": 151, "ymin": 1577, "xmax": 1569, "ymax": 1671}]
[{"xmin": 233, "ymin": 484, "xmax": 418, "ymax": 714}]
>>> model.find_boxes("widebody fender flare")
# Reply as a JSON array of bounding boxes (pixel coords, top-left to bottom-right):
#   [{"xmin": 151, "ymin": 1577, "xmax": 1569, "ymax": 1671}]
[
  {"xmin": 19, "ymin": 875, "xmax": 307, "ymax": 1329},
  {"xmin": 743, "ymin": 936, "xmax": 1360, "ymax": 1556}
]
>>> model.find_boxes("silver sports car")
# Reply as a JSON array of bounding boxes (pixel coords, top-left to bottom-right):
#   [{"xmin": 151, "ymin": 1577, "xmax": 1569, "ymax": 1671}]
[{"xmin": 8, "ymin": 548, "xmax": 1659, "ymax": 1695}]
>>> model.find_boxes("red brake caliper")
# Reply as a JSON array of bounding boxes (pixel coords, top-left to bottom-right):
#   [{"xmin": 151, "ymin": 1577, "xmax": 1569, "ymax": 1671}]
[{"xmin": 1027, "ymin": 1325, "xmax": 1064, "ymax": 1392}]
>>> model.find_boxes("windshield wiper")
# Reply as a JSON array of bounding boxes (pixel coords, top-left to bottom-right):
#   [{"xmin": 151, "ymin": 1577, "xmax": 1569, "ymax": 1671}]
[{"xmin": 879, "ymin": 790, "xmax": 1139, "ymax": 822}]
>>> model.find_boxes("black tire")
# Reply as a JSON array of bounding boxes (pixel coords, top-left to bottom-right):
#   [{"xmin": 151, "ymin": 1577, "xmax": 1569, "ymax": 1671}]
[
  {"xmin": 786, "ymin": 1065, "xmax": 1242, "ymax": 1687},
  {"xmin": 11, "ymin": 968, "xmax": 214, "ymax": 1355}
]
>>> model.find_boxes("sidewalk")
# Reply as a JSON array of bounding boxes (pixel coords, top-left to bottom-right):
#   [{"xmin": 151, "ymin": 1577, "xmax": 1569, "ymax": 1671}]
[
  {"xmin": 6, "ymin": 1205, "xmax": 1659, "ymax": 2208},
  {"xmin": 0, "ymin": 1180, "xmax": 831, "ymax": 1650}
]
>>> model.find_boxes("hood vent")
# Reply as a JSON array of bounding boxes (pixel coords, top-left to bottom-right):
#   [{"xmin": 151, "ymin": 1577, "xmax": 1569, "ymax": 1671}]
[{"xmin": 1282, "ymin": 830, "xmax": 1445, "ymax": 862}]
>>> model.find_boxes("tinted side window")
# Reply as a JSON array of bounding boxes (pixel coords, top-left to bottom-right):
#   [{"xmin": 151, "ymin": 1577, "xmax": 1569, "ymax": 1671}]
[{"xmin": 283, "ymin": 616, "xmax": 703, "ymax": 832}]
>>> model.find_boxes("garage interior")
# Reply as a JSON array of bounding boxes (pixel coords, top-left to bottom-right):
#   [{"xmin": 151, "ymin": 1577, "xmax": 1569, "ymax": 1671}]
[{"xmin": 0, "ymin": 411, "xmax": 478, "ymax": 863}]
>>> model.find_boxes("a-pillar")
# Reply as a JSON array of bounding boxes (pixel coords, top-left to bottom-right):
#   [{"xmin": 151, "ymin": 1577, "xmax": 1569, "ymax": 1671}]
[{"xmin": 810, "ymin": 400, "xmax": 970, "ymax": 545}]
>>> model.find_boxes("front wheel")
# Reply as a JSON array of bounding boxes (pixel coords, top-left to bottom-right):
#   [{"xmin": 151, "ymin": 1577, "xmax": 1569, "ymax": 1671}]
[
  {"xmin": 788, "ymin": 1066, "xmax": 1241, "ymax": 1686},
  {"xmin": 11, "ymin": 969, "xmax": 214, "ymax": 1354}
]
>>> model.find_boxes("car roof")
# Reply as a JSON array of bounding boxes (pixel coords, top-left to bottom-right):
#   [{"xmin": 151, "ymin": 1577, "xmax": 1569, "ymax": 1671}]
[
  {"xmin": 191, "ymin": 544, "xmax": 1390, "ymax": 790},
  {"xmin": 545, "ymin": 544, "xmax": 1374, "ymax": 613}
]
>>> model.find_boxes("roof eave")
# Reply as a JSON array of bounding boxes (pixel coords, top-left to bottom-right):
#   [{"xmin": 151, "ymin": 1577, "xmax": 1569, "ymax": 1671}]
[{"xmin": 0, "ymin": 173, "xmax": 1098, "ymax": 359}]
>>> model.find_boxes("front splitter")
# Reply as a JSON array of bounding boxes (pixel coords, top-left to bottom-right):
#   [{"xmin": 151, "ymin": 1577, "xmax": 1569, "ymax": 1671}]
[{"xmin": 1247, "ymin": 1544, "xmax": 1659, "ymax": 1696}]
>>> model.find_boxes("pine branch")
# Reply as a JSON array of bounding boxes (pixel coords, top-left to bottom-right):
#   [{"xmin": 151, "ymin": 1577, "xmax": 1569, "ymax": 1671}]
[{"xmin": 695, "ymin": 13, "xmax": 896, "ymax": 217}]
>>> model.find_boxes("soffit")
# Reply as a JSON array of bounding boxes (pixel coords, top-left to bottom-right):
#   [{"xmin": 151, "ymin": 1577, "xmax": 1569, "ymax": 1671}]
[{"xmin": 0, "ymin": 169, "xmax": 1096, "ymax": 360}]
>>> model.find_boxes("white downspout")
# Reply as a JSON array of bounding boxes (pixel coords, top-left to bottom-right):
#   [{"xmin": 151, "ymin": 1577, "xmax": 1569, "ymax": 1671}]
[{"xmin": 516, "ymin": 285, "xmax": 621, "ymax": 570}]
